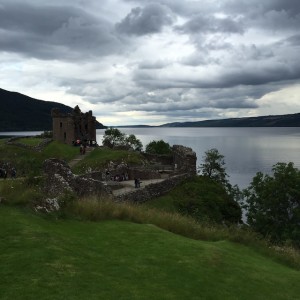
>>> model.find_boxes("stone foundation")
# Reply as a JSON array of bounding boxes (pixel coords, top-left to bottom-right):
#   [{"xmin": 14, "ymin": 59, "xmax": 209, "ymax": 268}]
[{"xmin": 43, "ymin": 158, "xmax": 112, "ymax": 198}]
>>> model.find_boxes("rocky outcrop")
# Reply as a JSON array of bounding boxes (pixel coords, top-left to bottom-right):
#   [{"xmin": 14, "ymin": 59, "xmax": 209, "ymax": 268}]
[
  {"xmin": 34, "ymin": 198, "xmax": 61, "ymax": 213},
  {"xmin": 43, "ymin": 158, "xmax": 112, "ymax": 198}
]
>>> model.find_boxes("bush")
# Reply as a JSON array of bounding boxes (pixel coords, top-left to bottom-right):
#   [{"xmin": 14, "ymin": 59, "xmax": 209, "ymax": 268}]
[{"xmin": 145, "ymin": 140, "xmax": 172, "ymax": 155}]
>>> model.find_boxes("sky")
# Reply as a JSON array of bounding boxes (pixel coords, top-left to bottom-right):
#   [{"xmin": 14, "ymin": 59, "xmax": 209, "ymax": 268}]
[{"xmin": 1, "ymin": 0, "xmax": 300, "ymax": 126}]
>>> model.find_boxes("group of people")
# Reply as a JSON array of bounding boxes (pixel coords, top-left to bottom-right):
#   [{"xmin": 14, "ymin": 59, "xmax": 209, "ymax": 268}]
[
  {"xmin": 73, "ymin": 139, "xmax": 98, "ymax": 148},
  {"xmin": 104, "ymin": 169, "xmax": 141, "ymax": 188},
  {"xmin": 0, "ymin": 167, "xmax": 16, "ymax": 179},
  {"xmin": 105, "ymin": 169, "xmax": 129, "ymax": 182}
]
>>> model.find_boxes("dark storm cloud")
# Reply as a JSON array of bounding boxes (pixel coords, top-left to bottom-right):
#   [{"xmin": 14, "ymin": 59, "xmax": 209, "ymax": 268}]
[
  {"xmin": 133, "ymin": 52, "xmax": 300, "ymax": 95},
  {"xmin": 224, "ymin": 0, "xmax": 300, "ymax": 17},
  {"xmin": 114, "ymin": 86, "xmax": 260, "ymax": 114},
  {"xmin": 123, "ymin": 0, "xmax": 213, "ymax": 17},
  {"xmin": 283, "ymin": 34, "xmax": 300, "ymax": 46},
  {"xmin": 115, "ymin": 3, "xmax": 174, "ymax": 36},
  {"xmin": 0, "ymin": 2, "xmax": 122, "ymax": 60},
  {"xmin": 175, "ymin": 15, "xmax": 244, "ymax": 35}
]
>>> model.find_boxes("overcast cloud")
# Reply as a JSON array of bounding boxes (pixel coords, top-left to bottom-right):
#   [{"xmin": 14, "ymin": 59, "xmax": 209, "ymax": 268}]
[{"xmin": 1, "ymin": 0, "xmax": 300, "ymax": 125}]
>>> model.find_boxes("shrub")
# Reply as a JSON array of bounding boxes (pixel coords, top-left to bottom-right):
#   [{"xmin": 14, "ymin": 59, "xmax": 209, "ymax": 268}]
[{"xmin": 145, "ymin": 140, "xmax": 172, "ymax": 155}]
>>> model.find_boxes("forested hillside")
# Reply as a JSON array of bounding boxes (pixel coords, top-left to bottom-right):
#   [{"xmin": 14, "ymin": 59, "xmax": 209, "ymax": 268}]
[
  {"xmin": 161, "ymin": 113, "xmax": 300, "ymax": 127},
  {"xmin": 0, "ymin": 88, "xmax": 105, "ymax": 131}
]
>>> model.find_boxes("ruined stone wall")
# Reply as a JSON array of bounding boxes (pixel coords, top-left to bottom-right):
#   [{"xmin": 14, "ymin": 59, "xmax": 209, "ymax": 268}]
[
  {"xmin": 172, "ymin": 145, "xmax": 197, "ymax": 175},
  {"xmin": 6, "ymin": 137, "xmax": 52, "ymax": 152},
  {"xmin": 142, "ymin": 153, "xmax": 173, "ymax": 165},
  {"xmin": 114, "ymin": 173, "xmax": 191, "ymax": 203},
  {"xmin": 85, "ymin": 167, "xmax": 162, "ymax": 182},
  {"xmin": 43, "ymin": 158, "xmax": 112, "ymax": 198}
]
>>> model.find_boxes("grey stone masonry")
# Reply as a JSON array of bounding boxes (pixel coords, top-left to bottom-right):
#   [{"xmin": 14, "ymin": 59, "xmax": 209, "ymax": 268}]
[
  {"xmin": 43, "ymin": 158, "xmax": 112, "ymax": 198},
  {"xmin": 172, "ymin": 145, "xmax": 197, "ymax": 175}
]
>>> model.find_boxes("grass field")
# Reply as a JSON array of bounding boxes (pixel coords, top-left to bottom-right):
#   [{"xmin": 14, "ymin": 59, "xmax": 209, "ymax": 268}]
[
  {"xmin": 0, "ymin": 140, "xmax": 80, "ymax": 176},
  {"xmin": 17, "ymin": 137, "xmax": 44, "ymax": 146},
  {"xmin": 0, "ymin": 206, "xmax": 299, "ymax": 300},
  {"xmin": 72, "ymin": 147, "xmax": 144, "ymax": 173}
]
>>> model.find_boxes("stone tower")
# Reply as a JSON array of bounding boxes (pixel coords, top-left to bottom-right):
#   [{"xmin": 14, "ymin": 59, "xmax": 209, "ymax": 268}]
[{"xmin": 51, "ymin": 106, "xmax": 96, "ymax": 145}]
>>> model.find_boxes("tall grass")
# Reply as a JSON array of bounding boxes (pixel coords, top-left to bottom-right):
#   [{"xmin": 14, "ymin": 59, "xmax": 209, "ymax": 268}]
[
  {"xmin": 67, "ymin": 198, "xmax": 300, "ymax": 270},
  {"xmin": 0, "ymin": 178, "xmax": 43, "ymax": 206}
]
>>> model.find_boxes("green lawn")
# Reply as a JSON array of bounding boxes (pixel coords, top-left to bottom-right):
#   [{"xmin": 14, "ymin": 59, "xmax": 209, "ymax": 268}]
[
  {"xmin": 72, "ymin": 147, "xmax": 144, "ymax": 173},
  {"xmin": 17, "ymin": 137, "xmax": 44, "ymax": 146},
  {"xmin": 0, "ymin": 140, "xmax": 79, "ymax": 176},
  {"xmin": 0, "ymin": 206, "xmax": 299, "ymax": 300}
]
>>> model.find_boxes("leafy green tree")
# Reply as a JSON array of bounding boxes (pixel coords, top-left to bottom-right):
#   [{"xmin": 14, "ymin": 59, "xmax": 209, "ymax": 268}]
[
  {"xmin": 244, "ymin": 162, "xmax": 300, "ymax": 247},
  {"xmin": 102, "ymin": 128, "xmax": 126, "ymax": 148},
  {"xmin": 125, "ymin": 134, "xmax": 143, "ymax": 151},
  {"xmin": 198, "ymin": 148, "xmax": 242, "ymax": 212},
  {"xmin": 198, "ymin": 148, "xmax": 228, "ymax": 185},
  {"xmin": 102, "ymin": 128, "xmax": 143, "ymax": 151},
  {"xmin": 170, "ymin": 176, "xmax": 242, "ymax": 224},
  {"xmin": 145, "ymin": 140, "xmax": 172, "ymax": 155}
]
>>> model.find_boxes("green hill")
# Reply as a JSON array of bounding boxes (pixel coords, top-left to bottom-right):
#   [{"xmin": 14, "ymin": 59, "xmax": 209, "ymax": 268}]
[
  {"xmin": 0, "ymin": 206, "xmax": 299, "ymax": 300},
  {"xmin": 160, "ymin": 113, "xmax": 300, "ymax": 127},
  {"xmin": 0, "ymin": 88, "xmax": 105, "ymax": 131}
]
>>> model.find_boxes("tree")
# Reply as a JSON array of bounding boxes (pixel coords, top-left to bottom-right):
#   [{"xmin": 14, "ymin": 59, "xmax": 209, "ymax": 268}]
[
  {"xmin": 145, "ymin": 140, "xmax": 172, "ymax": 155},
  {"xmin": 125, "ymin": 134, "xmax": 143, "ymax": 151},
  {"xmin": 102, "ymin": 128, "xmax": 143, "ymax": 151},
  {"xmin": 198, "ymin": 148, "xmax": 228, "ymax": 185},
  {"xmin": 102, "ymin": 128, "xmax": 125, "ymax": 148},
  {"xmin": 244, "ymin": 162, "xmax": 300, "ymax": 246},
  {"xmin": 174, "ymin": 176, "xmax": 242, "ymax": 225}
]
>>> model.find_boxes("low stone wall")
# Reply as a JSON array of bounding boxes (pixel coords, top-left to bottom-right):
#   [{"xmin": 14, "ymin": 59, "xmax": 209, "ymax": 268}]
[
  {"xmin": 128, "ymin": 168, "xmax": 161, "ymax": 180},
  {"xmin": 114, "ymin": 173, "xmax": 191, "ymax": 203},
  {"xmin": 6, "ymin": 137, "xmax": 52, "ymax": 152}
]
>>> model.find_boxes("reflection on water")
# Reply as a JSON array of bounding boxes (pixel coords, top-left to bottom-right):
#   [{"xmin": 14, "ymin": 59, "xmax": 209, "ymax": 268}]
[{"xmin": 97, "ymin": 127, "xmax": 300, "ymax": 188}]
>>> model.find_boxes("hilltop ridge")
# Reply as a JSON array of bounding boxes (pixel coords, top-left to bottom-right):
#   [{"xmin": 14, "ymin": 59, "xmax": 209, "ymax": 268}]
[
  {"xmin": 116, "ymin": 113, "xmax": 300, "ymax": 128},
  {"xmin": 160, "ymin": 113, "xmax": 300, "ymax": 127},
  {"xmin": 0, "ymin": 88, "xmax": 105, "ymax": 131}
]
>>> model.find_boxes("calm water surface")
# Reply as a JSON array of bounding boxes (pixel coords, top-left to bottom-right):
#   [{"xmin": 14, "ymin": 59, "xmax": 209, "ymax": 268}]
[
  {"xmin": 2, "ymin": 128, "xmax": 299, "ymax": 189},
  {"xmin": 97, "ymin": 127, "xmax": 300, "ymax": 188}
]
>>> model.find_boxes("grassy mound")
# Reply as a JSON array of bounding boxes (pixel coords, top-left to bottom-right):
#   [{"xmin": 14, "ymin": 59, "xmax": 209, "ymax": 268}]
[
  {"xmin": 0, "ymin": 205, "xmax": 299, "ymax": 300},
  {"xmin": 71, "ymin": 147, "xmax": 144, "ymax": 173},
  {"xmin": 144, "ymin": 176, "xmax": 242, "ymax": 224},
  {"xmin": 0, "ymin": 138, "xmax": 144, "ymax": 176},
  {"xmin": 0, "ymin": 139, "xmax": 79, "ymax": 176}
]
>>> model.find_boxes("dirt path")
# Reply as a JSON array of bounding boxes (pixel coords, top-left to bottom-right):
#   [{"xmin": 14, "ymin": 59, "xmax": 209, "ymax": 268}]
[
  {"xmin": 68, "ymin": 146, "xmax": 94, "ymax": 167},
  {"xmin": 111, "ymin": 178, "xmax": 165, "ymax": 196}
]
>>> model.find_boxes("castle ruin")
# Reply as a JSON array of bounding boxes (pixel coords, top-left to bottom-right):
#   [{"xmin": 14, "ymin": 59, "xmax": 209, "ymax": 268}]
[{"xmin": 51, "ymin": 106, "xmax": 96, "ymax": 145}]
